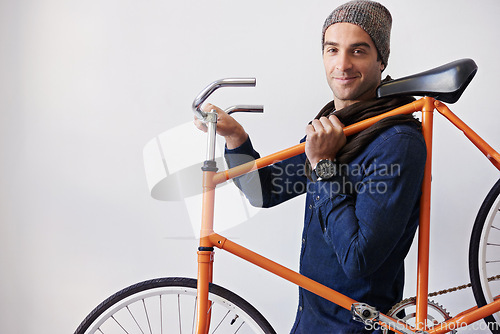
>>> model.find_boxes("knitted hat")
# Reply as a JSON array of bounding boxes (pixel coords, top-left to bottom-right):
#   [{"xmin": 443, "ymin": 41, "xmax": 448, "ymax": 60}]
[{"xmin": 322, "ymin": 0, "xmax": 392, "ymax": 67}]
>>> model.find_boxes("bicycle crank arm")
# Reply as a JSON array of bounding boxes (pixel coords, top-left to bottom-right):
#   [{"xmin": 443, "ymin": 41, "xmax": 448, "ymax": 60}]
[{"xmin": 352, "ymin": 303, "xmax": 428, "ymax": 334}]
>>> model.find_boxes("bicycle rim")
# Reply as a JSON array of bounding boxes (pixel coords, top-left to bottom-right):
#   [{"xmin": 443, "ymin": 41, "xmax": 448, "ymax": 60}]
[
  {"xmin": 469, "ymin": 178, "xmax": 500, "ymax": 334},
  {"xmin": 74, "ymin": 277, "xmax": 276, "ymax": 334}
]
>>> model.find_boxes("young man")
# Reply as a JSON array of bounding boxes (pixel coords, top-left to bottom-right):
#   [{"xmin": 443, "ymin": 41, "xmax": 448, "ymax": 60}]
[{"xmin": 195, "ymin": 1, "xmax": 426, "ymax": 332}]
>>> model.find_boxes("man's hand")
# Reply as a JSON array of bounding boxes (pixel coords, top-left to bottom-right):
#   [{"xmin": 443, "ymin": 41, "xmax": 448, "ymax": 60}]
[
  {"xmin": 305, "ymin": 115, "xmax": 346, "ymax": 169},
  {"xmin": 193, "ymin": 103, "xmax": 248, "ymax": 149}
]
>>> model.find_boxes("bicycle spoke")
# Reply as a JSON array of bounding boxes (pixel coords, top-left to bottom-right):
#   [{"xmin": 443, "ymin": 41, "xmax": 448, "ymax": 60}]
[
  {"xmin": 141, "ymin": 299, "xmax": 153, "ymax": 334},
  {"xmin": 210, "ymin": 310, "xmax": 230, "ymax": 333},
  {"xmin": 111, "ymin": 315, "xmax": 130, "ymax": 334},
  {"xmin": 160, "ymin": 295, "xmax": 163, "ymax": 334},
  {"xmin": 235, "ymin": 322, "xmax": 245, "ymax": 333},
  {"xmin": 191, "ymin": 296, "xmax": 197, "ymax": 334},
  {"xmin": 177, "ymin": 294, "xmax": 182, "ymax": 334},
  {"xmin": 126, "ymin": 305, "xmax": 145, "ymax": 334}
]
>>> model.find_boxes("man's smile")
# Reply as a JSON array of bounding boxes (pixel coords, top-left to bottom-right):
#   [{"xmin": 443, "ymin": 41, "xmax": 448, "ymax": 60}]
[{"xmin": 333, "ymin": 75, "xmax": 360, "ymax": 85}]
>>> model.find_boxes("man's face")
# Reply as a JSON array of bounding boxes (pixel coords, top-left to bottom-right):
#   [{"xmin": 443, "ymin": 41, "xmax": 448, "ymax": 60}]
[{"xmin": 323, "ymin": 22, "xmax": 385, "ymax": 110}]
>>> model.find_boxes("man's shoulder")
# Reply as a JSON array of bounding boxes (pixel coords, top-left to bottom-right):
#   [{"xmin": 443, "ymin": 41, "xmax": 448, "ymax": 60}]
[
  {"xmin": 375, "ymin": 122, "xmax": 425, "ymax": 145},
  {"xmin": 361, "ymin": 122, "xmax": 427, "ymax": 162}
]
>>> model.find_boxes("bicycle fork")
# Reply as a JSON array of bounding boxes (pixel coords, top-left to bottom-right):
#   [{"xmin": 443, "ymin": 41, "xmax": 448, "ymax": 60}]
[{"xmin": 197, "ymin": 248, "xmax": 214, "ymax": 334}]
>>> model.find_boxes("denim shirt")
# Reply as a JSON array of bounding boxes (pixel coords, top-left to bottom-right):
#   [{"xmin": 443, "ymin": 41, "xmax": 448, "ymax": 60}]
[{"xmin": 225, "ymin": 123, "xmax": 427, "ymax": 333}]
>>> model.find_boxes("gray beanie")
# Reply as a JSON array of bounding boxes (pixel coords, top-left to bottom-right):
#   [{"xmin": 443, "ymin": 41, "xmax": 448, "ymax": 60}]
[{"xmin": 322, "ymin": 0, "xmax": 392, "ymax": 67}]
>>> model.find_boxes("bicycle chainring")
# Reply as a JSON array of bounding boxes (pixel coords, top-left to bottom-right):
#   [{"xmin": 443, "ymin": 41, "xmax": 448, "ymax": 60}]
[{"xmin": 381, "ymin": 299, "xmax": 456, "ymax": 334}]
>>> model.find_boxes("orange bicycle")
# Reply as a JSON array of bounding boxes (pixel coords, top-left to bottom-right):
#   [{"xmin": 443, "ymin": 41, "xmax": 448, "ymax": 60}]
[{"xmin": 75, "ymin": 58, "xmax": 500, "ymax": 334}]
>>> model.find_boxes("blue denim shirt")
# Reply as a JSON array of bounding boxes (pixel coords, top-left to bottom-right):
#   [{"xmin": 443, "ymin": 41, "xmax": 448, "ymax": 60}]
[{"xmin": 225, "ymin": 123, "xmax": 426, "ymax": 333}]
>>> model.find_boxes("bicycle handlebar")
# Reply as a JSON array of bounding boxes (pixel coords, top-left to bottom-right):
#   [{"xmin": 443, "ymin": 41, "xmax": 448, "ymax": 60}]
[
  {"xmin": 225, "ymin": 105, "xmax": 264, "ymax": 115},
  {"xmin": 192, "ymin": 78, "xmax": 263, "ymax": 120}
]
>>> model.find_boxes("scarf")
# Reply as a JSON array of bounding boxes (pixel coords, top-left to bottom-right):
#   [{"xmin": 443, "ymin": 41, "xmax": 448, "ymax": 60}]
[{"xmin": 305, "ymin": 88, "xmax": 420, "ymax": 179}]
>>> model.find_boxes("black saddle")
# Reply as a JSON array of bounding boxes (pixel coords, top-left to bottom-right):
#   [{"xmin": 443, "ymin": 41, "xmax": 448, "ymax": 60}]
[{"xmin": 376, "ymin": 58, "xmax": 477, "ymax": 103}]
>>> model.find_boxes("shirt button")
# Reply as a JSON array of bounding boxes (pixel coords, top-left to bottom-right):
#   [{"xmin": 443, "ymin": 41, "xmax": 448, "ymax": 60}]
[
  {"xmin": 299, "ymin": 306, "xmax": 303, "ymax": 312},
  {"xmin": 308, "ymin": 204, "xmax": 312, "ymax": 210},
  {"xmin": 302, "ymin": 238, "xmax": 306, "ymax": 244},
  {"xmin": 315, "ymin": 195, "xmax": 320, "ymax": 201}
]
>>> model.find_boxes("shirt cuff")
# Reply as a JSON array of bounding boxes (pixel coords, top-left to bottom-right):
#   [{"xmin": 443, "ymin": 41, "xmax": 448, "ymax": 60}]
[{"xmin": 224, "ymin": 136, "xmax": 260, "ymax": 168}]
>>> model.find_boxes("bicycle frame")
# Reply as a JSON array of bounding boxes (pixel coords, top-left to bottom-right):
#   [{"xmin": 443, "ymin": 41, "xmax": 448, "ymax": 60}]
[{"xmin": 195, "ymin": 96, "xmax": 500, "ymax": 334}]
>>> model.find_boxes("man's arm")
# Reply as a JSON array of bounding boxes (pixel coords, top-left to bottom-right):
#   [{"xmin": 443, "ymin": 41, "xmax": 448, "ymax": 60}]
[
  {"xmin": 193, "ymin": 103, "xmax": 308, "ymax": 208},
  {"xmin": 225, "ymin": 137, "xmax": 308, "ymax": 208}
]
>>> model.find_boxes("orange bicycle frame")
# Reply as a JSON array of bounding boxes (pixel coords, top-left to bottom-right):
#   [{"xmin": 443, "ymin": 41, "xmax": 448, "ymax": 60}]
[{"xmin": 195, "ymin": 96, "xmax": 500, "ymax": 334}]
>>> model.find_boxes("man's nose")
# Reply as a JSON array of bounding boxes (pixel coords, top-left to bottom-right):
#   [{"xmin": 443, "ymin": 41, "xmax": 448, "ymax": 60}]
[{"xmin": 335, "ymin": 52, "xmax": 352, "ymax": 72}]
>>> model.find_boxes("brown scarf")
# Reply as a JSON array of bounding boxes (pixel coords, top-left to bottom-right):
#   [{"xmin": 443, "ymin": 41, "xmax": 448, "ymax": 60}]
[{"xmin": 305, "ymin": 92, "xmax": 420, "ymax": 179}]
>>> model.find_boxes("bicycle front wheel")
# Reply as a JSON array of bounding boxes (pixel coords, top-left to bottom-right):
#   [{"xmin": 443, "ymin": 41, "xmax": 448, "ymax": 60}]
[
  {"xmin": 74, "ymin": 277, "xmax": 276, "ymax": 334},
  {"xmin": 469, "ymin": 178, "xmax": 500, "ymax": 334}
]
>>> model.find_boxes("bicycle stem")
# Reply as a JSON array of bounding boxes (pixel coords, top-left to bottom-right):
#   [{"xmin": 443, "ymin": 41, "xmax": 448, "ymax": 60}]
[
  {"xmin": 192, "ymin": 78, "xmax": 263, "ymax": 168},
  {"xmin": 204, "ymin": 111, "xmax": 218, "ymax": 163}
]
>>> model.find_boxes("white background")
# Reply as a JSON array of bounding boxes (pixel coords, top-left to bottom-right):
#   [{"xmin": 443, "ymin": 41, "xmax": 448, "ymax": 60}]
[{"xmin": 1, "ymin": 0, "xmax": 499, "ymax": 333}]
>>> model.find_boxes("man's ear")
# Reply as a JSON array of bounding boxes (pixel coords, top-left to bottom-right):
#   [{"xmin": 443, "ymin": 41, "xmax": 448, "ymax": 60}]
[{"xmin": 380, "ymin": 62, "xmax": 385, "ymax": 72}]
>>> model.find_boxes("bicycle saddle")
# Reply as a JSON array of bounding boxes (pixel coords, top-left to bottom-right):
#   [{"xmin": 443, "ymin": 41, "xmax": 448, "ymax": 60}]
[{"xmin": 377, "ymin": 58, "xmax": 477, "ymax": 103}]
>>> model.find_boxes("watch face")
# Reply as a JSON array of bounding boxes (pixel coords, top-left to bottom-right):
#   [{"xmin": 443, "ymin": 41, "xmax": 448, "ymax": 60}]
[{"xmin": 316, "ymin": 159, "xmax": 336, "ymax": 180}]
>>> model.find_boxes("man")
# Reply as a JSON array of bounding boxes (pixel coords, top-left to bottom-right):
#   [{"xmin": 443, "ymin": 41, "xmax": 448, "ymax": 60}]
[{"xmin": 195, "ymin": 1, "xmax": 426, "ymax": 332}]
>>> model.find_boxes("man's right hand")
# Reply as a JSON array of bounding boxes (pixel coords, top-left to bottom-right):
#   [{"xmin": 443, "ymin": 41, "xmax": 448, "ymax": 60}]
[
  {"xmin": 305, "ymin": 114, "xmax": 346, "ymax": 169},
  {"xmin": 193, "ymin": 103, "xmax": 248, "ymax": 149}
]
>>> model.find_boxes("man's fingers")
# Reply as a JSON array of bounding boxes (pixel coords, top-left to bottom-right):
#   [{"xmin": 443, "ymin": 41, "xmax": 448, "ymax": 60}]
[
  {"xmin": 193, "ymin": 117, "xmax": 208, "ymax": 133},
  {"xmin": 201, "ymin": 103, "xmax": 222, "ymax": 115},
  {"xmin": 305, "ymin": 123, "xmax": 315, "ymax": 137},
  {"xmin": 328, "ymin": 114, "xmax": 344, "ymax": 127},
  {"xmin": 309, "ymin": 117, "xmax": 336, "ymax": 135},
  {"xmin": 306, "ymin": 120, "xmax": 323, "ymax": 137},
  {"xmin": 319, "ymin": 116, "xmax": 337, "ymax": 132},
  {"xmin": 309, "ymin": 118, "xmax": 327, "ymax": 132}
]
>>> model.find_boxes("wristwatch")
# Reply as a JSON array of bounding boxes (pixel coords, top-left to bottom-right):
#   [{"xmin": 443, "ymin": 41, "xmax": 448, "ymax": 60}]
[{"xmin": 311, "ymin": 159, "xmax": 337, "ymax": 182}]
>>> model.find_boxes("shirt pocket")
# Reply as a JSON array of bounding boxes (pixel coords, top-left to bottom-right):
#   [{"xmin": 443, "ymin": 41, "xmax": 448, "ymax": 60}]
[
  {"xmin": 315, "ymin": 197, "xmax": 334, "ymax": 238},
  {"xmin": 316, "ymin": 193, "xmax": 354, "ymax": 247}
]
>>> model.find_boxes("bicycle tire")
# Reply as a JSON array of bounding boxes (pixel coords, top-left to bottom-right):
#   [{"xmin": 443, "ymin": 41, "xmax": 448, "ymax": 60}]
[
  {"xmin": 469, "ymin": 178, "xmax": 500, "ymax": 334},
  {"xmin": 74, "ymin": 277, "xmax": 276, "ymax": 334}
]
